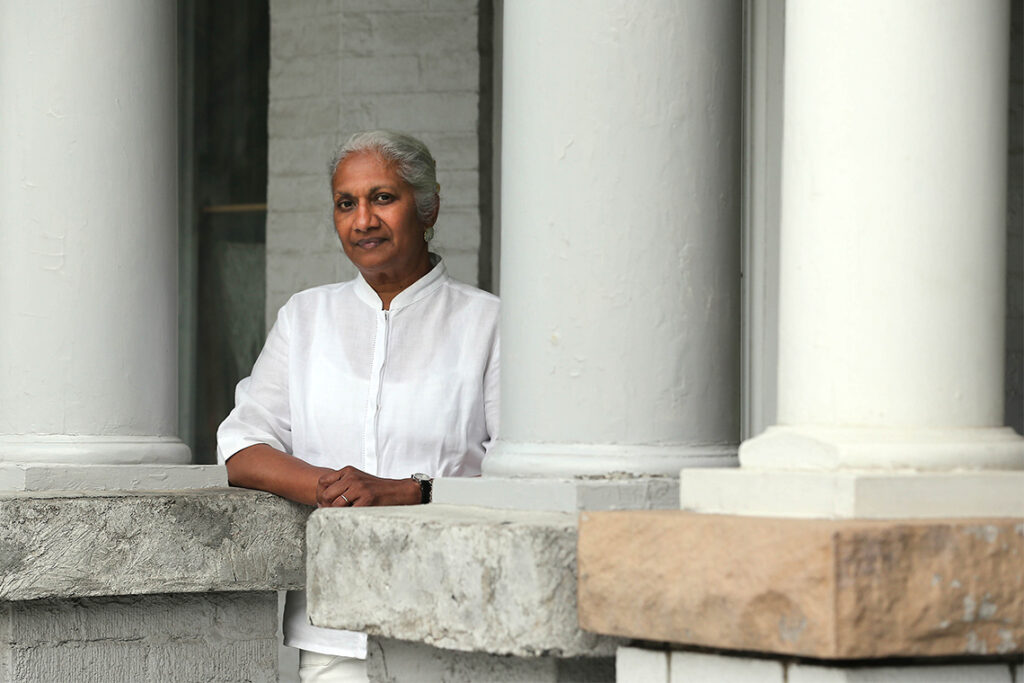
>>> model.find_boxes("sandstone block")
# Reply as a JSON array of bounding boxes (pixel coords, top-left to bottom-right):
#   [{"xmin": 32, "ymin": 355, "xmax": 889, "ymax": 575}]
[{"xmin": 577, "ymin": 511, "xmax": 1024, "ymax": 659}]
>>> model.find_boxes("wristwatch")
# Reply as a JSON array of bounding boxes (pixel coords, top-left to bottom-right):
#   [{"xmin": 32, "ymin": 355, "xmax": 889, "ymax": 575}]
[{"xmin": 411, "ymin": 473, "xmax": 433, "ymax": 504}]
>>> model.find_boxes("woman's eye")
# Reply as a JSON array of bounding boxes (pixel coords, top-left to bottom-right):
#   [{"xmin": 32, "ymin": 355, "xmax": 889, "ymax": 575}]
[
  {"xmin": 336, "ymin": 199, "xmax": 354, "ymax": 210},
  {"xmin": 375, "ymin": 193, "xmax": 393, "ymax": 203}
]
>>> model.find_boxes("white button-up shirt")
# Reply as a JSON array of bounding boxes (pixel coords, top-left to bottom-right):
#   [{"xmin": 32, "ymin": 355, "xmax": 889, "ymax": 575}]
[{"xmin": 217, "ymin": 257, "xmax": 500, "ymax": 657}]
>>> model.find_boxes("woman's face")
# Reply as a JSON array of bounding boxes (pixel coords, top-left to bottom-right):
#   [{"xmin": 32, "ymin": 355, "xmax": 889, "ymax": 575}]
[{"xmin": 332, "ymin": 151, "xmax": 433, "ymax": 280}]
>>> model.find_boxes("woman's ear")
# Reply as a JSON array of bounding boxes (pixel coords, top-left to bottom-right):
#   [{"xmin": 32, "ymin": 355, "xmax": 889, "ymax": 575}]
[{"xmin": 425, "ymin": 194, "xmax": 440, "ymax": 228}]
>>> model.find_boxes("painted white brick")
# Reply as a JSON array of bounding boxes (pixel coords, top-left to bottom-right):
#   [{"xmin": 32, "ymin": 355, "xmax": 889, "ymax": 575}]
[
  {"xmin": 337, "ymin": 12, "xmax": 374, "ymax": 58},
  {"xmin": 339, "ymin": 92, "xmax": 477, "ymax": 133},
  {"xmin": 788, "ymin": 662, "xmax": 1014, "ymax": 683},
  {"xmin": 436, "ymin": 248, "xmax": 478, "ymax": 285},
  {"xmin": 267, "ymin": 0, "xmax": 485, "ymax": 308},
  {"xmin": 269, "ymin": 135, "xmax": 338, "ymax": 177},
  {"xmin": 437, "ymin": 169, "xmax": 479, "ymax": 209},
  {"xmin": 266, "ymin": 211, "xmax": 335, "ymax": 254},
  {"xmin": 426, "ymin": 0, "xmax": 478, "ymax": 11},
  {"xmin": 344, "ymin": 0, "xmax": 432, "ymax": 11},
  {"xmin": 420, "ymin": 50, "xmax": 480, "ymax": 92},
  {"xmin": 339, "ymin": 55, "xmax": 421, "ymax": 94},
  {"xmin": 267, "ymin": 175, "xmax": 330, "ymax": 213},
  {"xmin": 270, "ymin": 56, "xmax": 340, "ymax": 101},
  {"xmin": 343, "ymin": 0, "xmax": 431, "ymax": 12},
  {"xmin": 366, "ymin": 12, "xmax": 478, "ymax": 56},
  {"xmin": 438, "ymin": 208, "xmax": 482, "ymax": 246},
  {"xmin": 424, "ymin": 132, "xmax": 479, "ymax": 170},
  {"xmin": 616, "ymin": 647, "xmax": 669, "ymax": 683},
  {"xmin": 268, "ymin": 99, "xmax": 340, "ymax": 138},
  {"xmin": 272, "ymin": 0, "xmax": 341, "ymax": 20},
  {"xmin": 271, "ymin": 15, "xmax": 341, "ymax": 59},
  {"xmin": 669, "ymin": 651, "xmax": 784, "ymax": 683}
]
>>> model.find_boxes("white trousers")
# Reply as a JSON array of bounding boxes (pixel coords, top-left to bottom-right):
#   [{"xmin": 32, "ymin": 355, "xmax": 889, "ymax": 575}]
[{"xmin": 298, "ymin": 650, "xmax": 370, "ymax": 683}]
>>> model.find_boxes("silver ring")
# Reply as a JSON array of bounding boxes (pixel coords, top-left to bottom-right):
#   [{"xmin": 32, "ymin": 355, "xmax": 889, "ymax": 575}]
[{"xmin": 340, "ymin": 493, "xmax": 350, "ymax": 504}]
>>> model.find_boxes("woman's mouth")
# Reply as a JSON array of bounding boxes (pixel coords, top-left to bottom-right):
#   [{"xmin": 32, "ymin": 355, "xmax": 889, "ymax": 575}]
[{"xmin": 355, "ymin": 238, "xmax": 387, "ymax": 249}]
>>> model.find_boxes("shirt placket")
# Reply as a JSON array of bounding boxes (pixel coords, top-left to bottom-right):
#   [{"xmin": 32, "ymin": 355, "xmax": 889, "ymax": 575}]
[{"xmin": 362, "ymin": 309, "xmax": 389, "ymax": 475}]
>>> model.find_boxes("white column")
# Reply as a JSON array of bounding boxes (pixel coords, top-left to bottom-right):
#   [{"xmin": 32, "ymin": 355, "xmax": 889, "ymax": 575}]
[
  {"xmin": 0, "ymin": 1, "xmax": 189, "ymax": 465},
  {"xmin": 682, "ymin": 0, "xmax": 1024, "ymax": 518},
  {"xmin": 483, "ymin": 0, "xmax": 743, "ymax": 477}
]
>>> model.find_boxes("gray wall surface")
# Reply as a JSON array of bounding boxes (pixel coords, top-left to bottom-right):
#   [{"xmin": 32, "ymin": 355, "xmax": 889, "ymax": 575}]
[{"xmin": 266, "ymin": 0, "xmax": 489, "ymax": 326}]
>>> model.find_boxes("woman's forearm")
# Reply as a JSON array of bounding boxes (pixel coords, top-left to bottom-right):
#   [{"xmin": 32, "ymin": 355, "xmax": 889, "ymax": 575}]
[{"xmin": 225, "ymin": 443, "xmax": 332, "ymax": 507}]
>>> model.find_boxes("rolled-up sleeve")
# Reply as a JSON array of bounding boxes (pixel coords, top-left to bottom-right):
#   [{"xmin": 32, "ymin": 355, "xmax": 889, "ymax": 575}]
[{"xmin": 216, "ymin": 305, "xmax": 293, "ymax": 463}]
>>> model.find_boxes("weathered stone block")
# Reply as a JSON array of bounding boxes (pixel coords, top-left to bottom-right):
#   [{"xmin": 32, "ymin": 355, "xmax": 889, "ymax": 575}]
[
  {"xmin": 578, "ymin": 511, "xmax": 1024, "ymax": 659},
  {"xmin": 367, "ymin": 637, "xmax": 614, "ymax": 683},
  {"xmin": 0, "ymin": 592, "xmax": 278, "ymax": 683},
  {"xmin": 0, "ymin": 489, "xmax": 308, "ymax": 601},
  {"xmin": 306, "ymin": 505, "xmax": 622, "ymax": 657}
]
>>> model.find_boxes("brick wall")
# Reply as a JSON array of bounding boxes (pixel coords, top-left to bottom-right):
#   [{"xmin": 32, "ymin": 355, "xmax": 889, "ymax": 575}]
[{"xmin": 266, "ymin": 0, "xmax": 484, "ymax": 326}]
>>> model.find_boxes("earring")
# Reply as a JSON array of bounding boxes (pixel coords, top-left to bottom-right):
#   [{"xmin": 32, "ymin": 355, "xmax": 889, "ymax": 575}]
[{"xmin": 424, "ymin": 226, "xmax": 435, "ymax": 242}]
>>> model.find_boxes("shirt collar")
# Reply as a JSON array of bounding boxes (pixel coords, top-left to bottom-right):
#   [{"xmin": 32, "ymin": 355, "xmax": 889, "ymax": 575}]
[{"xmin": 353, "ymin": 253, "xmax": 447, "ymax": 311}]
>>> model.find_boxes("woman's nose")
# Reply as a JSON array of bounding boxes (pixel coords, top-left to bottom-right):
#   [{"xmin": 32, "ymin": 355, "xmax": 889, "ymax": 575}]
[{"xmin": 353, "ymin": 202, "xmax": 377, "ymax": 230}]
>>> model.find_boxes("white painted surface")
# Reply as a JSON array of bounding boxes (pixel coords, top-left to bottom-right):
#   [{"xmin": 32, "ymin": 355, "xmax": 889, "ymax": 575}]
[
  {"xmin": 708, "ymin": 0, "xmax": 1024, "ymax": 503},
  {"xmin": 0, "ymin": 0, "xmax": 186, "ymax": 464},
  {"xmin": 669, "ymin": 651, "xmax": 784, "ymax": 683},
  {"xmin": 616, "ymin": 647, "xmax": 668, "ymax": 683},
  {"xmin": 0, "ymin": 463, "xmax": 226, "ymax": 492},
  {"xmin": 788, "ymin": 662, "xmax": 1014, "ymax": 683},
  {"xmin": 776, "ymin": 0, "xmax": 1010, "ymax": 432},
  {"xmin": 487, "ymin": 0, "xmax": 742, "ymax": 477},
  {"xmin": 742, "ymin": 425, "xmax": 1024, "ymax": 471},
  {"xmin": 680, "ymin": 468, "xmax": 1024, "ymax": 519},
  {"xmin": 434, "ymin": 475, "xmax": 679, "ymax": 512}
]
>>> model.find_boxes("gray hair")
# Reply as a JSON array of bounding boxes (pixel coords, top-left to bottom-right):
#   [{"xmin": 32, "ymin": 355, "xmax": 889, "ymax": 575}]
[{"xmin": 328, "ymin": 130, "xmax": 439, "ymax": 223}]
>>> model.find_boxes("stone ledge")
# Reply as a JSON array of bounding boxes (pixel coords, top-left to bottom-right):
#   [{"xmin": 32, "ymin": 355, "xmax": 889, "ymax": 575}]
[
  {"xmin": 578, "ymin": 511, "xmax": 1024, "ymax": 659},
  {"xmin": 679, "ymin": 469, "xmax": 1024, "ymax": 518},
  {"xmin": 433, "ymin": 476, "xmax": 679, "ymax": 512},
  {"xmin": 0, "ymin": 489, "xmax": 310, "ymax": 601},
  {"xmin": 0, "ymin": 463, "xmax": 227, "ymax": 492},
  {"xmin": 306, "ymin": 504, "xmax": 623, "ymax": 658}
]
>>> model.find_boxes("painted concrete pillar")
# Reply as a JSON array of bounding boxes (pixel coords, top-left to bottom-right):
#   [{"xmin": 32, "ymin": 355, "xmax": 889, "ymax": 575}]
[
  {"xmin": 742, "ymin": 0, "xmax": 1023, "ymax": 471},
  {"xmin": 0, "ymin": 1, "xmax": 189, "ymax": 465},
  {"xmin": 682, "ymin": 0, "xmax": 1024, "ymax": 518},
  {"xmin": 484, "ymin": 0, "xmax": 743, "ymax": 477}
]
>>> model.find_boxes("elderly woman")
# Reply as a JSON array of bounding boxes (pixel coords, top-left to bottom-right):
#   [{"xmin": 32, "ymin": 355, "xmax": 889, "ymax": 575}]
[{"xmin": 217, "ymin": 130, "xmax": 499, "ymax": 682}]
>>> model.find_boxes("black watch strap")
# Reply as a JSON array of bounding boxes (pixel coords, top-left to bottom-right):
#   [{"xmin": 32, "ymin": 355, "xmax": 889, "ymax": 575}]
[{"xmin": 412, "ymin": 473, "xmax": 432, "ymax": 504}]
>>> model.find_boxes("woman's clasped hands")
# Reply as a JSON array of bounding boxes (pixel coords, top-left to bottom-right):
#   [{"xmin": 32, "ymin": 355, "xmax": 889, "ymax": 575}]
[{"xmin": 315, "ymin": 465, "xmax": 421, "ymax": 508}]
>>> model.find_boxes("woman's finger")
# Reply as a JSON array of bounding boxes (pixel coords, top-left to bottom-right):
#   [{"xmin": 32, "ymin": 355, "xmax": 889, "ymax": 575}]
[
  {"xmin": 317, "ymin": 468, "xmax": 345, "ymax": 487},
  {"xmin": 318, "ymin": 479, "xmax": 352, "ymax": 507}
]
